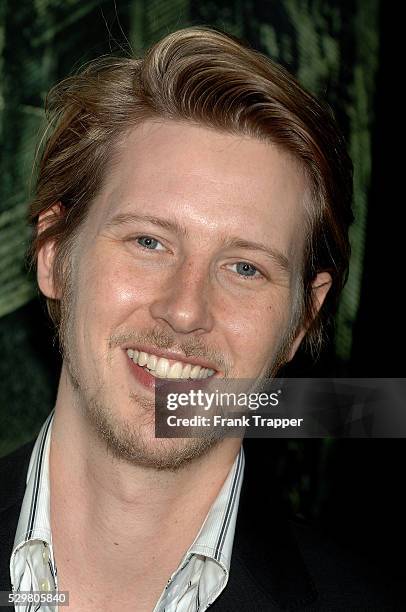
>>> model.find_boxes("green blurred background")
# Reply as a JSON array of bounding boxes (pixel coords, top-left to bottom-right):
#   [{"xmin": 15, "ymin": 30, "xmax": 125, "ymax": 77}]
[{"xmin": 0, "ymin": 0, "xmax": 403, "ymax": 557}]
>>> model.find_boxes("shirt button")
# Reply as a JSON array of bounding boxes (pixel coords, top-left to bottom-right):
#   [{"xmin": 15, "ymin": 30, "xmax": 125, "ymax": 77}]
[{"xmin": 40, "ymin": 578, "xmax": 50, "ymax": 591}]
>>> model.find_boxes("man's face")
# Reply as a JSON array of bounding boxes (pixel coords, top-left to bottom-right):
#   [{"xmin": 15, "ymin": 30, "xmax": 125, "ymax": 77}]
[{"xmin": 42, "ymin": 119, "xmax": 309, "ymax": 468}]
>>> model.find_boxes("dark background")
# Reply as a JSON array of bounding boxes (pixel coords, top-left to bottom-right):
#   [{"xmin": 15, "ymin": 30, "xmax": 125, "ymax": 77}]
[{"xmin": 0, "ymin": 0, "xmax": 403, "ymax": 579}]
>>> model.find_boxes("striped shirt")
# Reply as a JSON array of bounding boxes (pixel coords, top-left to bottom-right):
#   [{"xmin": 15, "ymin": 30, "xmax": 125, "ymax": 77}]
[{"xmin": 10, "ymin": 410, "xmax": 244, "ymax": 611}]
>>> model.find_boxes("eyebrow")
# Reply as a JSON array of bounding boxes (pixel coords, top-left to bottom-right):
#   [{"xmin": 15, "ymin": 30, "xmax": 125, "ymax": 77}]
[
  {"xmin": 104, "ymin": 212, "xmax": 188, "ymax": 237},
  {"xmin": 223, "ymin": 237, "xmax": 291, "ymax": 274},
  {"xmin": 104, "ymin": 212, "xmax": 291, "ymax": 274}
]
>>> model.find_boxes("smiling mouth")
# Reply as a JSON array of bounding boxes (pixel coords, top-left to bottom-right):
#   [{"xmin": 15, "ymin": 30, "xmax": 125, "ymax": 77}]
[{"xmin": 126, "ymin": 349, "xmax": 216, "ymax": 380}]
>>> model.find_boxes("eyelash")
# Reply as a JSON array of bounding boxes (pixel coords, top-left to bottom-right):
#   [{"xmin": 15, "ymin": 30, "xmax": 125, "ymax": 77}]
[
  {"xmin": 229, "ymin": 262, "xmax": 264, "ymax": 280},
  {"xmin": 135, "ymin": 235, "xmax": 166, "ymax": 251},
  {"xmin": 132, "ymin": 235, "xmax": 265, "ymax": 280}
]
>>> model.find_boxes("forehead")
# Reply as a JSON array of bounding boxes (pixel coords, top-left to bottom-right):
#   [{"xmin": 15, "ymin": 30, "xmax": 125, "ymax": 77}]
[{"xmin": 89, "ymin": 119, "xmax": 308, "ymax": 258}]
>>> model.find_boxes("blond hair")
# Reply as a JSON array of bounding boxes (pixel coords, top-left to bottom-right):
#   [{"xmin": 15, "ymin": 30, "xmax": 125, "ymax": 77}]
[{"xmin": 27, "ymin": 26, "xmax": 353, "ymax": 357}]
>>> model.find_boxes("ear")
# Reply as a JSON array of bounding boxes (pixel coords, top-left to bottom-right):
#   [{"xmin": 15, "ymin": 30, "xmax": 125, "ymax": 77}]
[
  {"xmin": 37, "ymin": 203, "xmax": 64, "ymax": 300},
  {"xmin": 286, "ymin": 271, "xmax": 332, "ymax": 361}
]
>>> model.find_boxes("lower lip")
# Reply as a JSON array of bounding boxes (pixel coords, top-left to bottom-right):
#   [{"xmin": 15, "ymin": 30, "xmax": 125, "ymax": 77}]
[{"xmin": 126, "ymin": 354, "xmax": 157, "ymax": 391}]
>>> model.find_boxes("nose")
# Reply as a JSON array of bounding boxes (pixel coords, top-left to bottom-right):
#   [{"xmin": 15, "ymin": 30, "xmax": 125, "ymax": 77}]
[{"xmin": 149, "ymin": 258, "xmax": 214, "ymax": 335}]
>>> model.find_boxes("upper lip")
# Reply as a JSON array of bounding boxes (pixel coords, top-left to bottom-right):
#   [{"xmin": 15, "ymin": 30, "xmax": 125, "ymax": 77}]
[{"xmin": 122, "ymin": 343, "xmax": 220, "ymax": 373}]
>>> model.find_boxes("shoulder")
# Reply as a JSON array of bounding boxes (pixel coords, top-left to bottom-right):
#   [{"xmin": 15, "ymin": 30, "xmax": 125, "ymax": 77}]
[
  {"xmin": 219, "ymin": 514, "xmax": 406, "ymax": 611},
  {"xmin": 0, "ymin": 439, "xmax": 35, "ymax": 592},
  {"xmin": 0, "ymin": 439, "xmax": 35, "ymax": 510},
  {"xmin": 290, "ymin": 517, "xmax": 406, "ymax": 610},
  {"xmin": 220, "ymin": 441, "xmax": 406, "ymax": 610}
]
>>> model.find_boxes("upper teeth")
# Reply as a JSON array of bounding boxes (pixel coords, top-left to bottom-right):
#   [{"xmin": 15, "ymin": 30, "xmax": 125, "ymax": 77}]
[{"xmin": 126, "ymin": 349, "xmax": 215, "ymax": 380}]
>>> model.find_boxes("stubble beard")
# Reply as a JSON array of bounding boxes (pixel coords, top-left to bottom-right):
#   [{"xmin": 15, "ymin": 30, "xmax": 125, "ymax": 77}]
[
  {"xmin": 57, "ymin": 263, "xmax": 293, "ymax": 472},
  {"xmin": 57, "ymin": 266, "xmax": 229, "ymax": 471}
]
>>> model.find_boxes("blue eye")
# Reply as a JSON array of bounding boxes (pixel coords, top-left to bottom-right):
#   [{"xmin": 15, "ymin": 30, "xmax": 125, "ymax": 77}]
[
  {"xmin": 234, "ymin": 262, "xmax": 259, "ymax": 277},
  {"xmin": 137, "ymin": 236, "xmax": 162, "ymax": 250}
]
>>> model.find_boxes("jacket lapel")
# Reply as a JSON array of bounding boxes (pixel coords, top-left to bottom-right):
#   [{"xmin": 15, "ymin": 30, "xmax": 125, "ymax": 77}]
[
  {"xmin": 210, "ymin": 441, "xmax": 318, "ymax": 610},
  {"xmin": 0, "ymin": 440, "xmax": 35, "ymax": 591}
]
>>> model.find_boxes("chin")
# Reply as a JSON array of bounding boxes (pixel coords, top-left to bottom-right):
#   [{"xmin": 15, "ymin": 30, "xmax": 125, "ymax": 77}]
[{"xmin": 84, "ymin": 393, "xmax": 222, "ymax": 471}]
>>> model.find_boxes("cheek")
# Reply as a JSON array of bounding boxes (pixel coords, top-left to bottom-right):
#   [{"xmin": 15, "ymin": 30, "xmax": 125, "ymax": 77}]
[
  {"xmin": 72, "ymin": 251, "xmax": 162, "ymax": 364},
  {"xmin": 77, "ymin": 251, "xmax": 160, "ymax": 323},
  {"xmin": 221, "ymin": 291, "xmax": 290, "ymax": 372}
]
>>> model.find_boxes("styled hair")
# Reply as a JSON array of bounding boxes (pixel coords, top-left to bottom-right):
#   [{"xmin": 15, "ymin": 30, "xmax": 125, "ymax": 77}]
[{"xmin": 27, "ymin": 25, "xmax": 353, "ymax": 357}]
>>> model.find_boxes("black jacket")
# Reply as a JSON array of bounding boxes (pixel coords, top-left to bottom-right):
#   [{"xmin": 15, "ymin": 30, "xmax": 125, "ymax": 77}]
[{"xmin": 0, "ymin": 439, "xmax": 403, "ymax": 611}]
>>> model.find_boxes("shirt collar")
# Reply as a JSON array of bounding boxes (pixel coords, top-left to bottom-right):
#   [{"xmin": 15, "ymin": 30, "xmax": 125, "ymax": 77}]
[
  {"xmin": 188, "ymin": 444, "xmax": 244, "ymax": 570},
  {"xmin": 11, "ymin": 410, "xmax": 244, "ymax": 577},
  {"xmin": 12, "ymin": 409, "xmax": 54, "ymax": 553}
]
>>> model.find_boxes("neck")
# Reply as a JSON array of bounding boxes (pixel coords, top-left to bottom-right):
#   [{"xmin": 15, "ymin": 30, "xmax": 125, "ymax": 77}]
[{"xmin": 49, "ymin": 363, "xmax": 241, "ymax": 589}]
